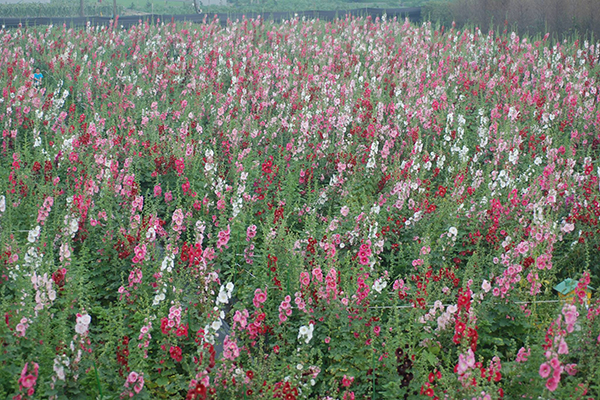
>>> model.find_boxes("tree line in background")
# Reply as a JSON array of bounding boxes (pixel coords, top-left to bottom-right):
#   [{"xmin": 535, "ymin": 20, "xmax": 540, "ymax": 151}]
[
  {"xmin": 0, "ymin": 0, "xmax": 119, "ymax": 18},
  {"xmin": 1, "ymin": 0, "xmax": 600, "ymax": 43},
  {"xmin": 424, "ymin": 0, "xmax": 600, "ymax": 40}
]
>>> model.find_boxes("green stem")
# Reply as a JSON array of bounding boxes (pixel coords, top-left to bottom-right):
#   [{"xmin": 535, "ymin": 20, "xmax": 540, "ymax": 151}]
[
  {"xmin": 93, "ymin": 359, "xmax": 103, "ymax": 399},
  {"xmin": 371, "ymin": 347, "xmax": 375, "ymax": 399},
  {"xmin": 187, "ymin": 306, "xmax": 192, "ymax": 330}
]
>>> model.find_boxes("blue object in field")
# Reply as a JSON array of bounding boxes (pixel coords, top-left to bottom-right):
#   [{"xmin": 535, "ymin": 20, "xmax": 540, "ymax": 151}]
[{"xmin": 34, "ymin": 72, "xmax": 43, "ymax": 85}]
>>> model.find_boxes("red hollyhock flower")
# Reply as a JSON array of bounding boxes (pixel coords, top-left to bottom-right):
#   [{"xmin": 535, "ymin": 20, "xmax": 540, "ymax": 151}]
[
  {"xmin": 169, "ymin": 346, "xmax": 183, "ymax": 362},
  {"xmin": 186, "ymin": 382, "xmax": 207, "ymax": 400}
]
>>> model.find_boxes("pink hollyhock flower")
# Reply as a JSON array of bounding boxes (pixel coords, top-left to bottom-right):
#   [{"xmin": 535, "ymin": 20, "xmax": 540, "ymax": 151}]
[
  {"xmin": 20, "ymin": 375, "xmax": 36, "ymax": 389},
  {"xmin": 325, "ymin": 269, "xmax": 337, "ymax": 289},
  {"xmin": 539, "ymin": 362, "xmax": 551, "ymax": 378},
  {"xmin": 557, "ymin": 337, "xmax": 569, "ymax": 354},
  {"xmin": 127, "ymin": 371, "xmax": 139, "ymax": 384},
  {"xmin": 233, "ymin": 310, "xmax": 249, "ymax": 329},
  {"xmin": 253, "ymin": 289, "xmax": 267, "ymax": 308},
  {"xmin": 564, "ymin": 363, "xmax": 577, "ymax": 376},
  {"xmin": 312, "ymin": 268, "xmax": 323, "ymax": 282},
  {"xmin": 134, "ymin": 380, "xmax": 144, "ymax": 394},
  {"xmin": 216, "ymin": 225, "xmax": 231, "ymax": 250},
  {"xmin": 15, "ymin": 323, "xmax": 26, "ymax": 336},
  {"xmin": 515, "ymin": 347, "xmax": 530, "ymax": 363},
  {"xmin": 562, "ymin": 304, "xmax": 578, "ymax": 324},
  {"xmin": 18, "ymin": 362, "xmax": 38, "ymax": 392},
  {"xmin": 411, "ymin": 259, "xmax": 423, "ymax": 267},
  {"xmin": 465, "ymin": 349, "xmax": 475, "ymax": 368},
  {"xmin": 457, "ymin": 353, "xmax": 469, "ymax": 374},
  {"xmin": 133, "ymin": 244, "xmax": 146, "ymax": 263},
  {"xmin": 545, "ymin": 377, "xmax": 558, "ymax": 392},
  {"xmin": 341, "ymin": 375, "xmax": 354, "ymax": 388},
  {"xmin": 300, "ymin": 271, "xmax": 310, "ymax": 286},
  {"xmin": 552, "ymin": 366, "xmax": 562, "ymax": 380},
  {"xmin": 246, "ymin": 225, "xmax": 257, "ymax": 241},
  {"xmin": 223, "ymin": 335, "xmax": 240, "ymax": 360},
  {"xmin": 172, "ymin": 209, "xmax": 184, "ymax": 226}
]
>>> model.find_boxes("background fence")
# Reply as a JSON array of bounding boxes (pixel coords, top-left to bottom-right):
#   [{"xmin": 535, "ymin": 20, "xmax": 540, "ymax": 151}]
[
  {"xmin": 1, "ymin": 1, "xmax": 599, "ymax": 40},
  {"xmin": 0, "ymin": 7, "xmax": 421, "ymax": 28}
]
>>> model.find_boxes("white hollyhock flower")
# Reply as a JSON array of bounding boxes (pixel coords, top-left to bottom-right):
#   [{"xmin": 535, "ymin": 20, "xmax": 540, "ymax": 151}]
[
  {"xmin": 372, "ymin": 278, "xmax": 387, "ymax": 293},
  {"xmin": 481, "ymin": 280, "xmax": 491, "ymax": 293},
  {"xmin": 64, "ymin": 214, "xmax": 79, "ymax": 236},
  {"xmin": 161, "ymin": 255, "xmax": 174, "ymax": 273},
  {"xmin": 75, "ymin": 314, "xmax": 91, "ymax": 335},
  {"xmin": 146, "ymin": 227, "xmax": 156, "ymax": 241},
  {"xmin": 211, "ymin": 319, "xmax": 222, "ymax": 331},
  {"xmin": 152, "ymin": 290, "xmax": 166, "ymax": 306},
  {"xmin": 54, "ymin": 357, "xmax": 67, "ymax": 381},
  {"xmin": 28, "ymin": 226, "xmax": 41, "ymax": 243},
  {"xmin": 216, "ymin": 287, "xmax": 229, "ymax": 305},
  {"xmin": 298, "ymin": 323, "xmax": 314, "ymax": 344}
]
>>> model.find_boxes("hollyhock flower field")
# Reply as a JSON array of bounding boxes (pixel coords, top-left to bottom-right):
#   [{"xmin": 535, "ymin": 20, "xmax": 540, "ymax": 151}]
[{"xmin": 1, "ymin": 15, "xmax": 600, "ymax": 399}]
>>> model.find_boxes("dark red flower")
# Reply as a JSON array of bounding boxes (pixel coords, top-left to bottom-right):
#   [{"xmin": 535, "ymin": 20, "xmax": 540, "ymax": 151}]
[{"xmin": 169, "ymin": 346, "xmax": 183, "ymax": 362}]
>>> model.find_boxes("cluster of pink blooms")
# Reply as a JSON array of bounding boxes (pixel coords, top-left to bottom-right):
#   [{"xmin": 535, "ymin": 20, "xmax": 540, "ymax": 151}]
[
  {"xmin": 171, "ymin": 209, "xmax": 186, "ymax": 233},
  {"xmin": 356, "ymin": 241, "xmax": 372, "ymax": 266},
  {"xmin": 13, "ymin": 362, "xmax": 39, "ymax": 399},
  {"xmin": 515, "ymin": 346, "xmax": 531, "ymax": 363},
  {"xmin": 341, "ymin": 374, "xmax": 355, "ymax": 400},
  {"xmin": 278, "ymin": 295, "xmax": 293, "ymax": 324},
  {"xmin": 252, "ymin": 288, "xmax": 267, "ymax": 308},
  {"xmin": 160, "ymin": 305, "xmax": 188, "ymax": 337},
  {"xmin": 232, "ymin": 309, "xmax": 249, "ymax": 330},
  {"xmin": 36, "ymin": 196, "xmax": 53, "ymax": 225},
  {"xmin": 14, "ymin": 317, "xmax": 30, "ymax": 337},
  {"xmin": 539, "ymin": 302, "xmax": 580, "ymax": 391},
  {"xmin": 215, "ymin": 225, "xmax": 231, "ymax": 250},
  {"xmin": 138, "ymin": 321, "xmax": 153, "ymax": 358},
  {"xmin": 294, "ymin": 292, "xmax": 308, "ymax": 313},
  {"xmin": 246, "ymin": 224, "xmax": 257, "ymax": 242},
  {"xmin": 132, "ymin": 244, "xmax": 146, "ymax": 264},
  {"xmin": 121, "ymin": 371, "xmax": 144, "ymax": 398},
  {"xmin": 456, "ymin": 348, "xmax": 476, "ymax": 377},
  {"xmin": 222, "ymin": 335, "xmax": 240, "ymax": 360}
]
